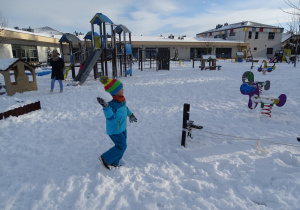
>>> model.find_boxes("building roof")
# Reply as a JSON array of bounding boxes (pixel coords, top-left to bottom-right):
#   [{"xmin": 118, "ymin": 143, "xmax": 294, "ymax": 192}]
[
  {"xmin": 282, "ymin": 33, "xmax": 292, "ymax": 43},
  {"xmin": 33, "ymin": 26, "xmax": 64, "ymax": 36},
  {"xmin": 197, "ymin": 21, "xmax": 284, "ymax": 35}
]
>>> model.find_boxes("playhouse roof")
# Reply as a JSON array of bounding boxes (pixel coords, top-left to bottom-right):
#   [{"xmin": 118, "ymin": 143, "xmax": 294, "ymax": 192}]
[
  {"xmin": 59, "ymin": 33, "xmax": 82, "ymax": 44},
  {"xmin": 0, "ymin": 58, "xmax": 20, "ymax": 71},
  {"xmin": 115, "ymin": 25, "xmax": 131, "ymax": 34},
  {"xmin": 90, "ymin": 13, "xmax": 114, "ymax": 25},
  {"xmin": 84, "ymin": 31, "xmax": 100, "ymax": 40}
]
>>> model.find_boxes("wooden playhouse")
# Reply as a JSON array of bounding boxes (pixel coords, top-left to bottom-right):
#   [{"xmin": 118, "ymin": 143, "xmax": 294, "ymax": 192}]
[{"xmin": 0, "ymin": 58, "xmax": 38, "ymax": 96}]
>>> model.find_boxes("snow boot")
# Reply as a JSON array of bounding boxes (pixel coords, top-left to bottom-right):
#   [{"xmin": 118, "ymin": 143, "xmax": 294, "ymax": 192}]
[
  {"xmin": 111, "ymin": 164, "xmax": 121, "ymax": 168},
  {"xmin": 99, "ymin": 155, "xmax": 111, "ymax": 170}
]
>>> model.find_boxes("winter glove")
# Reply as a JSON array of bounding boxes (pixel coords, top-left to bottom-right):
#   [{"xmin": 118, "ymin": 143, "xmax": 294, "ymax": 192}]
[
  {"xmin": 129, "ymin": 113, "xmax": 137, "ymax": 123},
  {"xmin": 97, "ymin": 97, "xmax": 108, "ymax": 107}
]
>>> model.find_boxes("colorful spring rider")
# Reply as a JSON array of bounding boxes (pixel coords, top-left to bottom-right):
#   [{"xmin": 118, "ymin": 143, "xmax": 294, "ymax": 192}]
[
  {"xmin": 242, "ymin": 71, "xmax": 270, "ymax": 95},
  {"xmin": 258, "ymin": 60, "xmax": 275, "ymax": 74},
  {"xmin": 240, "ymin": 71, "xmax": 287, "ymax": 117}
]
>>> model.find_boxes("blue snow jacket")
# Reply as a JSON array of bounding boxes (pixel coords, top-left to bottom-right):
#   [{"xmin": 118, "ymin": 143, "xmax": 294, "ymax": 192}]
[{"xmin": 103, "ymin": 100, "xmax": 132, "ymax": 135}]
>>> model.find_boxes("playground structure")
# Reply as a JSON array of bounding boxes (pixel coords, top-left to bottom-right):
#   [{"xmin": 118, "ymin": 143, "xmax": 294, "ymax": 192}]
[
  {"xmin": 269, "ymin": 49, "xmax": 291, "ymax": 63},
  {"xmin": 236, "ymin": 52, "xmax": 244, "ymax": 62},
  {"xmin": 258, "ymin": 60, "xmax": 275, "ymax": 74},
  {"xmin": 0, "ymin": 58, "xmax": 38, "ymax": 96},
  {"xmin": 58, "ymin": 13, "xmax": 133, "ymax": 86},
  {"xmin": 244, "ymin": 49, "xmax": 258, "ymax": 69},
  {"xmin": 59, "ymin": 33, "xmax": 83, "ymax": 79},
  {"xmin": 240, "ymin": 71, "xmax": 286, "ymax": 117},
  {"xmin": 138, "ymin": 48, "xmax": 157, "ymax": 70},
  {"xmin": 199, "ymin": 55, "xmax": 221, "ymax": 70},
  {"xmin": 114, "ymin": 24, "xmax": 133, "ymax": 76},
  {"xmin": 138, "ymin": 48, "xmax": 170, "ymax": 71}
]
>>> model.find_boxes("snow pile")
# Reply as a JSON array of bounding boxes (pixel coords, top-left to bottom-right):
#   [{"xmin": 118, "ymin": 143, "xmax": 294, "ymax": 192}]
[{"xmin": 0, "ymin": 60, "xmax": 299, "ymax": 209}]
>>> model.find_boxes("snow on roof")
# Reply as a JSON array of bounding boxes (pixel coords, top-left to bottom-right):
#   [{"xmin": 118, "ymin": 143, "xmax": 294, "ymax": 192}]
[
  {"xmin": 281, "ymin": 33, "xmax": 292, "ymax": 42},
  {"xmin": 3, "ymin": 26, "xmax": 246, "ymax": 45},
  {"xmin": 3, "ymin": 27, "xmax": 60, "ymax": 39},
  {"xmin": 198, "ymin": 21, "xmax": 283, "ymax": 34},
  {"xmin": 130, "ymin": 35, "xmax": 245, "ymax": 43},
  {"xmin": 0, "ymin": 58, "xmax": 19, "ymax": 71},
  {"xmin": 33, "ymin": 26, "xmax": 64, "ymax": 36}
]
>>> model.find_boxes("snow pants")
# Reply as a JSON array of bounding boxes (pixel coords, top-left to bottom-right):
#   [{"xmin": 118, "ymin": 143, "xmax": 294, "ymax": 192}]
[{"xmin": 102, "ymin": 130, "xmax": 127, "ymax": 165}]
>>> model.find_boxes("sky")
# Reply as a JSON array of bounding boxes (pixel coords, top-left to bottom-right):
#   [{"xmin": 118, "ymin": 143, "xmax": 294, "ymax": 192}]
[{"xmin": 0, "ymin": 0, "xmax": 297, "ymax": 37}]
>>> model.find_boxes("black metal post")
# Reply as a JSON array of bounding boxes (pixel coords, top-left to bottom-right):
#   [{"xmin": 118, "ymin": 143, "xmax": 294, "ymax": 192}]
[{"xmin": 181, "ymin": 103, "xmax": 190, "ymax": 147}]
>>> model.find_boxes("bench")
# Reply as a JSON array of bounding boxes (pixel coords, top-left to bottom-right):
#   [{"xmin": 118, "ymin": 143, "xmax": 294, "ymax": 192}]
[
  {"xmin": 205, "ymin": 66, "xmax": 216, "ymax": 70},
  {"xmin": 199, "ymin": 66, "xmax": 205, "ymax": 70},
  {"xmin": 216, "ymin": 65, "xmax": 222, "ymax": 70}
]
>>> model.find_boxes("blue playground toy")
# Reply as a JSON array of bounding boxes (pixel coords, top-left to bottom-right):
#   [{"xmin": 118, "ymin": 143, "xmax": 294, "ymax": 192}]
[{"xmin": 240, "ymin": 71, "xmax": 286, "ymax": 117}]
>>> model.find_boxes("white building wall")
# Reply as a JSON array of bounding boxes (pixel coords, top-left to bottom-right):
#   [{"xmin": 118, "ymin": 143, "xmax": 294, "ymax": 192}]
[
  {"xmin": 170, "ymin": 46, "xmax": 190, "ymax": 60},
  {"xmin": 0, "ymin": 44, "xmax": 13, "ymax": 58},
  {"xmin": 245, "ymin": 30, "xmax": 283, "ymax": 58},
  {"xmin": 197, "ymin": 25, "xmax": 283, "ymax": 59}
]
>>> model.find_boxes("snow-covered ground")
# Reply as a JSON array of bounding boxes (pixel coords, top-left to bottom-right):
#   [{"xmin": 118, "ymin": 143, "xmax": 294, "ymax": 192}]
[{"xmin": 0, "ymin": 60, "xmax": 300, "ymax": 210}]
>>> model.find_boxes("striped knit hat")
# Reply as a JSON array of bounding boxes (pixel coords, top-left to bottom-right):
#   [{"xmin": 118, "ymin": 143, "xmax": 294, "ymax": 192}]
[{"xmin": 100, "ymin": 76, "xmax": 123, "ymax": 96}]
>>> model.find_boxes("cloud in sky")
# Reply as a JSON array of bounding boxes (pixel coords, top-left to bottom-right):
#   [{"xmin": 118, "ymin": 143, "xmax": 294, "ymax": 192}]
[{"xmin": 1, "ymin": 0, "xmax": 294, "ymax": 37}]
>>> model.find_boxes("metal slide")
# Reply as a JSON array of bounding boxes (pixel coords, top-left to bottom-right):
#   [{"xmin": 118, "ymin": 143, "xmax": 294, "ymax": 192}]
[{"xmin": 74, "ymin": 49, "xmax": 102, "ymax": 85}]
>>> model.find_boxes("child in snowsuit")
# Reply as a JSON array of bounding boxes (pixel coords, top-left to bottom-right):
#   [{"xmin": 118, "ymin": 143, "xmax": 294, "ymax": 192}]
[{"xmin": 97, "ymin": 76, "xmax": 137, "ymax": 170}]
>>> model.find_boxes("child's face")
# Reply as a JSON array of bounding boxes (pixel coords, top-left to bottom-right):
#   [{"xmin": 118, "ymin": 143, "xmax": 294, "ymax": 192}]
[{"xmin": 115, "ymin": 88, "xmax": 124, "ymax": 96}]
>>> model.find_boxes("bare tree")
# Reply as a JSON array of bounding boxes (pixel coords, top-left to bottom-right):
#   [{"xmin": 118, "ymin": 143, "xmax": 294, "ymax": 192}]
[
  {"xmin": 202, "ymin": 36, "xmax": 213, "ymax": 55},
  {"xmin": 0, "ymin": 11, "xmax": 8, "ymax": 50},
  {"xmin": 281, "ymin": 0, "xmax": 300, "ymax": 67},
  {"xmin": 282, "ymin": 0, "xmax": 300, "ymax": 14}
]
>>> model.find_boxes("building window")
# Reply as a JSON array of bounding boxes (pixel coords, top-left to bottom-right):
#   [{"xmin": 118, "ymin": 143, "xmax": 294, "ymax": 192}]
[
  {"xmin": 254, "ymin": 47, "xmax": 257, "ymax": 52},
  {"xmin": 255, "ymin": 32, "xmax": 259, "ymax": 39},
  {"xmin": 267, "ymin": 48, "xmax": 273, "ymax": 54},
  {"xmin": 11, "ymin": 44, "xmax": 38, "ymax": 62},
  {"xmin": 190, "ymin": 48, "xmax": 212, "ymax": 59},
  {"xmin": 248, "ymin": 31, "xmax": 252, "ymax": 39},
  {"xmin": 216, "ymin": 48, "xmax": 232, "ymax": 58},
  {"xmin": 230, "ymin": 29, "xmax": 235, "ymax": 36},
  {"xmin": 268, "ymin": 32, "xmax": 275, "ymax": 40}
]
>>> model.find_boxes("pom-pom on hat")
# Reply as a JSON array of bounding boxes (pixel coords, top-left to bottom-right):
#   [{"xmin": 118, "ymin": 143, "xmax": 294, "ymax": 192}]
[{"xmin": 100, "ymin": 76, "xmax": 123, "ymax": 96}]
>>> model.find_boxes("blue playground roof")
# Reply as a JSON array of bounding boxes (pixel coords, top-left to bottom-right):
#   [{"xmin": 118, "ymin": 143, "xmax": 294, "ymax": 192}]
[
  {"xmin": 90, "ymin": 13, "xmax": 114, "ymax": 25},
  {"xmin": 115, "ymin": 25, "xmax": 131, "ymax": 34},
  {"xmin": 84, "ymin": 31, "xmax": 99, "ymax": 40},
  {"xmin": 59, "ymin": 33, "xmax": 81, "ymax": 44}
]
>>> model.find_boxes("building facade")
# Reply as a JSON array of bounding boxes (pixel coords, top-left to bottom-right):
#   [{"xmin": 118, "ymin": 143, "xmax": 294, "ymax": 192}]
[
  {"xmin": 130, "ymin": 35, "xmax": 249, "ymax": 60},
  {"xmin": 0, "ymin": 27, "xmax": 66, "ymax": 63},
  {"xmin": 196, "ymin": 21, "xmax": 284, "ymax": 58},
  {"xmin": 4, "ymin": 22, "xmax": 285, "ymax": 62}
]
